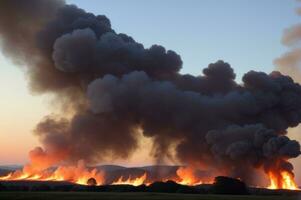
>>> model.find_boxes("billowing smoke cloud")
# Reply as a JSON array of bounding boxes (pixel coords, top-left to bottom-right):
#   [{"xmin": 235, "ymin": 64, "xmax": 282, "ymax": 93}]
[{"xmin": 0, "ymin": 0, "xmax": 301, "ymax": 184}]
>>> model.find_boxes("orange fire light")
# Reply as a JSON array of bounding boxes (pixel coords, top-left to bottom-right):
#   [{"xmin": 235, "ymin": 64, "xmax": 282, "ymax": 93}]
[
  {"xmin": 0, "ymin": 161, "xmax": 105, "ymax": 186},
  {"xmin": 112, "ymin": 173, "xmax": 148, "ymax": 186},
  {"xmin": 176, "ymin": 167, "xmax": 203, "ymax": 185},
  {"xmin": 268, "ymin": 171, "xmax": 299, "ymax": 190}
]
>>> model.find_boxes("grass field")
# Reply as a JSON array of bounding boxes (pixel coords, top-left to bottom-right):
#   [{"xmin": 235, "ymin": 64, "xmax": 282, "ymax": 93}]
[{"xmin": 0, "ymin": 192, "xmax": 299, "ymax": 200}]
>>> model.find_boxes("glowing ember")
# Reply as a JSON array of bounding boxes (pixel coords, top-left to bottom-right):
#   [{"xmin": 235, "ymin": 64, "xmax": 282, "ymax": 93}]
[
  {"xmin": 0, "ymin": 161, "xmax": 104, "ymax": 186},
  {"xmin": 176, "ymin": 167, "xmax": 203, "ymax": 186},
  {"xmin": 112, "ymin": 173, "xmax": 148, "ymax": 186},
  {"xmin": 268, "ymin": 171, "xmax": 299, "ymax": 190}
]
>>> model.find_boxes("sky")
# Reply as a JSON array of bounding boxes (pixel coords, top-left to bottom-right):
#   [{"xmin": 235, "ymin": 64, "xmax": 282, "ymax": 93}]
[{"xmin": 0, "ymin": 0, "xmax": 301, "ymax": 173}]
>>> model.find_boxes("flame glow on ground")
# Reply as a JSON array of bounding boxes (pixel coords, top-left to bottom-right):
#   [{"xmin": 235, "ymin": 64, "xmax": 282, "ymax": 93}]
[
  {"xmin": 0, "ymin": 162, "xmax": 105, "ymax": 186},
  {"xmin": 112, "ymin": 173, "xmax": 148, "ymax": 186},
  {"xmin": 0, "ymin": 165, "xmax": 209, "ymax": 186},
  {"xmin": 176, "ymin": 167, "xmax": 203, "ymax": 185},
  {"xmin": 0, "ymin": 164, "xmax": 299, "ymax": 190},
  {"xmin": 268, "ymin": 171, "xmax": 299, "ymax": 190}
]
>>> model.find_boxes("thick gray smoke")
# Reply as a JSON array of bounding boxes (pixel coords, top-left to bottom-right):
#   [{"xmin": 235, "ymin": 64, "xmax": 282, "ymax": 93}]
[{"xmin": 0, "ymin": 0, "xmax": 301, "ymax": 184}]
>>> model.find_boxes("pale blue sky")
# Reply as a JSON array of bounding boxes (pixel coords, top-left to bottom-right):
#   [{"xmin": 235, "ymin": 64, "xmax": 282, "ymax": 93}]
[{"xmin": 67, "ymin": 0, "xmax": 300, "ymax": 80}]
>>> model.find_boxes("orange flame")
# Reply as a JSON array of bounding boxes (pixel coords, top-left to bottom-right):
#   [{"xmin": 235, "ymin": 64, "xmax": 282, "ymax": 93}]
[
  {"xmin": 176, "ymin": 167, "xmax": 203, "ymax": 185},
  {"xmin": 3, "ymin": 162, "xmax": 299, "ymax": 190},
  {"xmin": 0, "ymin": 161, "xmax": 104, "ymax": 185},
  {"xmin": 268, "ymin": 171, "xmax": 299, "ymax": 190},
  {"xmin": 0, "ymin": 165, "xmax": 213, "ymax": 187},
  {"xmin": 112, "ymin": 173, "xmax": 148, "ymax": 186}
]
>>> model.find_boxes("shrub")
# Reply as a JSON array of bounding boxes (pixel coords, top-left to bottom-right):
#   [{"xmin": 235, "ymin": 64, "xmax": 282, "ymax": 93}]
[
  {"xmin": 0, "ymin": 183, "xmax": 5, "ymax": 191},
  {"xmin": 148, "ymin": 180, "xmax": 180, "ymax": 193},
  {"xmin": 211, "ymin": 176, "xmax": 248, "ymax": 195},
  {"xmin": 87, "ymin": 178, "xmax": 97, "ymax": 186}
]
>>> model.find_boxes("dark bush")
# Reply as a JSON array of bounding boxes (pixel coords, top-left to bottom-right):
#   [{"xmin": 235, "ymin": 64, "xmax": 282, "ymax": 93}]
[
  {"xmin": 87, "ymin": 178, "xmax": 97, "ymax": 186},
  {"xmin": 52, "ymin": 185, "xmax": 74, "ymax": 191},
  {"xmin": 176, "ymin": 185, "xmax": 199, "ymax": 194},
  {"xmin": 31, "ymin": 184, "xmax": 51, "ymax": 191},
  {"xmin": 1, "ymin": 185, "xmax": 29, "ymax": 191},
  {"xmin": 211, "ymin": 176, "xmax": 248, "ymax": 195},
  {"xmin": 148, "ymin": 180, "xmax": 180, "ymax": 193},
  {"xmin": 102, "ymin": 184, "xmax": 137, "ymax": 192},
  {"xmin": 136, "ymin": 184, "xmax": 147, "ymax": 192},
  {"xmin": 0, "ymin": 183, "xmax": 6, "ymax": 191}
]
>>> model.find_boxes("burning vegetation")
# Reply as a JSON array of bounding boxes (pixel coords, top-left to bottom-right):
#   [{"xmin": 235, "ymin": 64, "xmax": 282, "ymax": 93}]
[
  {"xmin": 0, "ymin": 164, "xmax": 209, "ymax": 187},
  {"xmin": 0, "ymin": 161, "xmax": 105, "ymax": 186},
  {"xmin": 268, "ymin": 171, "xmax": 299, "ymax": 190},
  {"xmin": 0, "ymin": 0, "xmax": 301, "ymax": 190}
]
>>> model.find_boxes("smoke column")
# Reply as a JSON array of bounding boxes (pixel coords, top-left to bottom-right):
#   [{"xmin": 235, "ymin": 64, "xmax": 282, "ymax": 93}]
[{"xmin": 0, "ymin": 0, "xmax": 301, "ymax": 185}]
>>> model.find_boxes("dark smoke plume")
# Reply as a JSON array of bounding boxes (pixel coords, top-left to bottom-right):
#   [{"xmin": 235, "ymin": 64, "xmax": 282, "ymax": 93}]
[{"xmin": 0, "ymin": 0, "xmax": 301, "ymax": 184}]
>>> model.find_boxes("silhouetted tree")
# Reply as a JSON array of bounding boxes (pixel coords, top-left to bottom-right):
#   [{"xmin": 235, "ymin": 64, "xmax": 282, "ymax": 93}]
[
  {"xmin": 211, "ymin": 176, "xmax": 248, "ymax": 195},
  {"xmin": 0, "ymin": 183, "xmax": 5, "ymax": 191},
  {"xmin": 87, "ymin": 178, "xmax": 97, "ymax": 186},
  {"xmin": 148, "ymin": 180, "xmax": 180, "ymax": 193}
]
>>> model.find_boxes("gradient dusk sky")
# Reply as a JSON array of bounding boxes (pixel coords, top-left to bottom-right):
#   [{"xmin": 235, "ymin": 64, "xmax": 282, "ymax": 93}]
[{"xmin": 0, "ymin": 0, "xmax": 301, "ymax": 183}]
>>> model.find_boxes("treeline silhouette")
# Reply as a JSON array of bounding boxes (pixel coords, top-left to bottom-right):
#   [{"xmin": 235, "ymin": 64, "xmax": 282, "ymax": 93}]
[{"xmin": 0, "ymin": 177, "xmax": 300, "ymax": 196}]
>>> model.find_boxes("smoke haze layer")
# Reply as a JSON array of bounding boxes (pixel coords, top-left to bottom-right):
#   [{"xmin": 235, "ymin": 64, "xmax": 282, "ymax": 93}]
[
  {"xmin": 274, "ymin": 2, "xmax": 301, "ymax": 83},
  {"xmin": 0, "ymin": 0, "xmax": 301, "ymax": 185}
]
